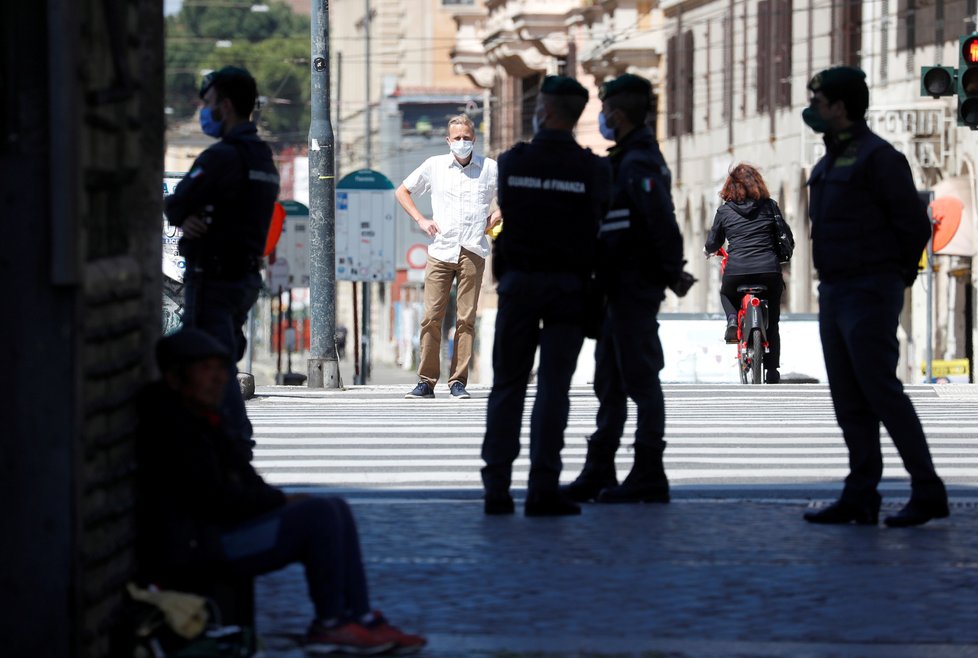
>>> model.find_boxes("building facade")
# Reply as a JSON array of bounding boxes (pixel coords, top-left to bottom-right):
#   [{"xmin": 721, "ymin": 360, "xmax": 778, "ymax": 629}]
[
  {"xmin": 450, "ymin": 0, "xmax": 976, "ymax": 382},
  {"xmin": 2, "ymin": 1, "xmax": 165, "ymax": 655}
]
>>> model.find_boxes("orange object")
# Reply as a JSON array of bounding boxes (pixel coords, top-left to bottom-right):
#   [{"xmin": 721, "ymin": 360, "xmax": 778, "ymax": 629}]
[
  {"xmin": 930, "ymin": 196, "xmax": 964, "ymax": 253},
  {"xmin": 264, "ymin": 201, "xmax": 286, "ymax": 257}
]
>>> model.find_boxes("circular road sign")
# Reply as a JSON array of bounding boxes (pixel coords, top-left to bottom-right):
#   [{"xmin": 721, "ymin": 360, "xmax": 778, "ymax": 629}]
[{"xmin": 406, "ymin": 243, "xmax": 428, "ymax": 269}]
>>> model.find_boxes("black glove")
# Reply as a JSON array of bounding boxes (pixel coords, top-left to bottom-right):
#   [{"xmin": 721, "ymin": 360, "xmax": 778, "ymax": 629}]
[
  {"xmin": 902, "ymin": 267, "xmax": 919, "ymax": 287},
  {"xmin": 669, "ymin": 271, "xmax": 697, "ymax": 298}
]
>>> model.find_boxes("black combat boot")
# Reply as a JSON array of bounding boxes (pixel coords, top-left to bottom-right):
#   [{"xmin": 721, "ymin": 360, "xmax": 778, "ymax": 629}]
[
  {"xmin": 561, "ymin": 441, "xmax": 619, "ymax": 502},
  {"xmin": 596, "ymin": 444, "xmax": 669, "ymax": 503}
]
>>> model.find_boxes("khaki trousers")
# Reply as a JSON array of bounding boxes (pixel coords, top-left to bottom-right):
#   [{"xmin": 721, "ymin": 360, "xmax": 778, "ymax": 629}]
[{"xmin": 418, "ymin": 248, "xmax": 485, "ymax": 387}]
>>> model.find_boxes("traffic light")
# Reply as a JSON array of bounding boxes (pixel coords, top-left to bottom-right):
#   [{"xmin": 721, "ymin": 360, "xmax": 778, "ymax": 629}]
[
  {"xmin": 959, "ymin": 33, "xmax": 978, "ymax": 128},
  {"xmin": 920, "ymin": 66, "xmax": 956, "ymax": 98}
]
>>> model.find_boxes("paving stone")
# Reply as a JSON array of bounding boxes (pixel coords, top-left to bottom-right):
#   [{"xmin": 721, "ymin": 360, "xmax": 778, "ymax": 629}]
[{"xmin": 254, "ymin": 495, "xmax": 978, "ymax": 656}]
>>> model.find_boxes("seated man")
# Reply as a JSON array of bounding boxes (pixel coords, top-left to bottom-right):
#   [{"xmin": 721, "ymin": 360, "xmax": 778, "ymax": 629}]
[{"xmin": 136, "ymin": 328, "xmax": 425, "ymax": 655}]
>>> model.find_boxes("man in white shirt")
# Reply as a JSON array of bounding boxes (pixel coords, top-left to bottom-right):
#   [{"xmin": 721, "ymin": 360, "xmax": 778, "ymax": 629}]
[{"xmin": 395, "ymin": 115, "xmax": 501, "ymax": 399}]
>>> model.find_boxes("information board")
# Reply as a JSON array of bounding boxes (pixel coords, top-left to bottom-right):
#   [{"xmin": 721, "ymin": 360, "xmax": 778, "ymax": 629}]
[
  {"xmin": 335, "ymin": 169, "xmax": 396, "ymax": 282},
  {"xmin": 277, "ymin": 200, "xmax": 310, "ymax": 287}
]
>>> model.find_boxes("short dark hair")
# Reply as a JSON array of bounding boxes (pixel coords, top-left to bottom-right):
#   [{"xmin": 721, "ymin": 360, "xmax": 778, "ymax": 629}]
[
  {"xmin": 201, "ymin": 66, "xmax": 258, "ymax": 118},
  {"xmin": 603, "ymin": 90, "xmax": 652, "ymax": 126},
  {"xmin": 541, "ymin": 93, "xmax": 588, "ymax": 124},
  {"xmin": 808, "ymin": 67, "xmax": 869, "ymax": 121}
]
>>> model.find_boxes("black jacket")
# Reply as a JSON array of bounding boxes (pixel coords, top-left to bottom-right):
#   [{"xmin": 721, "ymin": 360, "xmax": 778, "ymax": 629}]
[
  {"xmin": 704, "ymin": 199, "xmax": 784, "ymax": 276},
  {"xmin": 135, "ymin": 382, "xmax": 286, "ymax": 579},
  {"xmin": 597, "ymin": 126, "xmax": 684, "ymax": 292},
  {"xmin": 494, "ymin": 129, "xmax": 611, "ymax": 277},
  {"xmin": 808, "ymin": 121, "xmax": 930, "ymax": 284},
  {"xmin": 164, "ymin": 122, "xmax": 280, "ymax": 276}
]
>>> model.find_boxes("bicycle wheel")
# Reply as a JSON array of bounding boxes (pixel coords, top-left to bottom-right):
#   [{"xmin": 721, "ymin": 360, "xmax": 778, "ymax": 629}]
[
  {"xmin": 749, "ymin": 329, "xmax": 763, "ymax": 384},
  {"xmin": 738, "ymin": 341, "xmax": 748, "ymax": 384}
]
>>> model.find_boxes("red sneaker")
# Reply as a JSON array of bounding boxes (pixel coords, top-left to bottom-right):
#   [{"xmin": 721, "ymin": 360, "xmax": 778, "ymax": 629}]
[
  {"xmin": 365, "ymin": 611, "xmax": 427, "ymax": 655},
  {"xmin": 305, "ymin": 620, "xmax": 396, "ymax": 655}
]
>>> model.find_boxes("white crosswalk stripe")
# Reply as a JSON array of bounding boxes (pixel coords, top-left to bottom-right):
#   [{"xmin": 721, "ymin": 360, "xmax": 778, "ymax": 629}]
[{"xmin": 248, "ymin": 384, "xmax": 978, "ymax": 491}]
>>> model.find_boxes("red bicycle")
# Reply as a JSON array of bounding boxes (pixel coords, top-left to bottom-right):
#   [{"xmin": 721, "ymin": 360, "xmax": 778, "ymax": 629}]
[{"xmin": 711, "ymin": 247, "xmax": 770, "ymax": 385}]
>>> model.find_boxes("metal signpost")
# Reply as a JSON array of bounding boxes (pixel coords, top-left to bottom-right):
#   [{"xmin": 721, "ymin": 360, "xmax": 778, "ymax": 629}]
[{"xmin": 307, "ymin": 0, "xmax": 340, "ymax": 388}]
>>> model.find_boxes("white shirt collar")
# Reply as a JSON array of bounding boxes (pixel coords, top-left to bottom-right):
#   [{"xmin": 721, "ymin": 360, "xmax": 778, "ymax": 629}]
[{"xmin": 449, "ymin": 154, "xmax": 483, "ymax": 171}]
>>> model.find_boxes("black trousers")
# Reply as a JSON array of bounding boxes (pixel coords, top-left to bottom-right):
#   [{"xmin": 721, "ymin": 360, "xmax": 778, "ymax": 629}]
[
  {"xmin": 589, "ymin": 283, "xmax": 666, "ymax": 452},
  {"xmin": 818, "ymin": 272, "xmax": 945, "ymax": 504},
  {"xmin": 482, "ymin": 271, "xmax": 586, "ymax": 494},
  {"xmin": 182, "ymin": 270, "xmax": 262, "ymax": 447},
  {"xmin": 720, "ymin": 271, "xmax": 784, "ymax": 370},
  {"xmin": 220, "ymin": 497, "xmax": 371, "ymax": 622}
]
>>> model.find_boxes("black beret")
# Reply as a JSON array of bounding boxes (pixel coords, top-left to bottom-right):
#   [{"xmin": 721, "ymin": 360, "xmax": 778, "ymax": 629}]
[
  {"xmin": 156, "ymin": 328, "xmax": 231, "ymax": 371},
  {"xmin": 599, "ymin": 73, "xmax": 652, "ymax": 101},
  {"xmin": 807, "ymin": 66, "xmax": 867, "ymax": 96},
  {"xmin": 200, "ymin": 66, "xmax": 255, "ymax": 99},
  {"xmin": 539, "ymin": 75, "xmax": 589, "ymax": 100}
]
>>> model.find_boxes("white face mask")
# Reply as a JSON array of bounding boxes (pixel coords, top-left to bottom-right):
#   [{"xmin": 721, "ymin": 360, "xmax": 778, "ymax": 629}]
[{"xmin": 449, "ymin": 140, "xmax": 474, "ymax": 158}]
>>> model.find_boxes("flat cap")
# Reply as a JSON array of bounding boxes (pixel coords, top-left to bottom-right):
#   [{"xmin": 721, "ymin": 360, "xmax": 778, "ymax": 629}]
[
  {"xmin": 200, "ymin": 65, "xmax": 255, "ymax": 99},
  {"xmin": 807, "ymin": 66, "xmax": 866, "ymax": 96},
  {"xmin": 599, "ymin": 73, "xmax": 652, "ymax": 101},
  {"xmin": 539, "ymin": 75, "xmax": 589, "ymax": 100},
  {"xmin": 156, "ymin": 328, "xmax": 231, "ymax": 371}
]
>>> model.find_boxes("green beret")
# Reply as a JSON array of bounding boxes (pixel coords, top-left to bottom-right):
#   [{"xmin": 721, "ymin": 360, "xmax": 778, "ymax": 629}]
[
  {"xmin": 200, "ymin": 66, "xmax": 255, "ymax": 99},
  {"xmin": 539, "ymin": 75, "xmax": 589, "ymax": 100},
  {"xmin": 599, "ymin": 73, "xmax": 652, "ymax": 101},
  {"xmin": 807, "ymin": 66, "xmax": 866, "ymax": 95}
]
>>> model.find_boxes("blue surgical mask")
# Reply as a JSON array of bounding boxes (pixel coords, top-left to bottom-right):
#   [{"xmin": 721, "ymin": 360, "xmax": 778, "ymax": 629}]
[
  {"xmin": 598, "ymin": 112, "xmax": 616, "ymax": 141},
  {"xmin": 199, "ymin": 106, "xmax": 223, "ymax": 138},
  {"xmin": 532, "ymin": 111, "xmax": 548, "ymax": 135}
]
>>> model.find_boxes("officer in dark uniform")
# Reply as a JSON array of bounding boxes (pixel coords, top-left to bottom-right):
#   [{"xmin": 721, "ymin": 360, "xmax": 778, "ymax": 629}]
[
  {"xmin": 801, "ymin": 67, "xmax": 949, "ymax": 527},
  {"xmin": 481, "ymin": 76, "xmax": 612, "ymax": 517},
  {"xmin": 165, "ymin": 66, "xmax": 280, "ymax": 456},
  {"xmin": 563, "ymin": 73, "xmax": 695, "ymax": 505}
]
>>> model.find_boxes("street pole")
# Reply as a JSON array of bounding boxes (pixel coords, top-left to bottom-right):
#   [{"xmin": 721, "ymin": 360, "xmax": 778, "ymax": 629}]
[
  {"xmin": 307, "ymin": 0, "xmax": 340, "ymax": 388},
  {"xmin": 926, "ymin": 201, "xmax": 935, "ymax": 384},
  {"xmin": 364, "ymin": 0, "xmax": 372, "ymax": 168},
  {"xmin": 359, "ymin": 0, "xmax": 372, "ymax": 384}
]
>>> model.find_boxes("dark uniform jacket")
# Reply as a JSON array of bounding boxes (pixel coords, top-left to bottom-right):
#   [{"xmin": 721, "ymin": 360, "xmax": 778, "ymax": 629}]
[
  {"xmin": 808, "ymin": 121, "xmax": 930, "ymax": 284},
  {"xmin": 494, "ymin": 129, "xmax": 611, "ymax": 278},
  {"xmin": 135, "ymin": 382, "xmax": 286, "ymax": 579},
  {"xmin": 598, "ymin": 126, "xmax": 684, "ymax": 293},
  {"xmin": 165, "ymin": 122, "xmax": 280, "ymax": 277},
  {"xmin": 704, "ymin": 199, "xmax": 784, "ymax": 276}
]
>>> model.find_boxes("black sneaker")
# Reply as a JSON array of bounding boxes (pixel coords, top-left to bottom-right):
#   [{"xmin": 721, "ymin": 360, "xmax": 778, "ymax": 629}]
[
  {"xmin": 765, "ymin": 369, "xmax": 781, "ymax": 384},
  {"xmin": 724, "ymin": 324, "xmax": 738, "ymax": 343},
  {"xmin": 449, "ymin": 382, "xmax": 471, "ymax": 399},
  {"xmin": 404, "ymin": 381, "xmax": 434, "ymax": 399}
]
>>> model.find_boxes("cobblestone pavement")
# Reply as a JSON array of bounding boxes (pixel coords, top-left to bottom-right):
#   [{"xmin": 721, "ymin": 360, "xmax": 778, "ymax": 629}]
[{"xmin": 255, "ymin": 490, "xmax": 978, "ymax": 657}]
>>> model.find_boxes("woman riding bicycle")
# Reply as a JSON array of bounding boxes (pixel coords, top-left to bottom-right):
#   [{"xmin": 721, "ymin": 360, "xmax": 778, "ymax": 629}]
[{"xmin": 704, "ymin": 164, "xmax": 790, "ymax": 384}]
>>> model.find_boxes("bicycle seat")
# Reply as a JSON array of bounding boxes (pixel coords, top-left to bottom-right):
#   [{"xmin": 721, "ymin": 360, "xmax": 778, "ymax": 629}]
[{"xmin": 736, "ymin": 285, "xmax": 767, "ymax": 295}]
